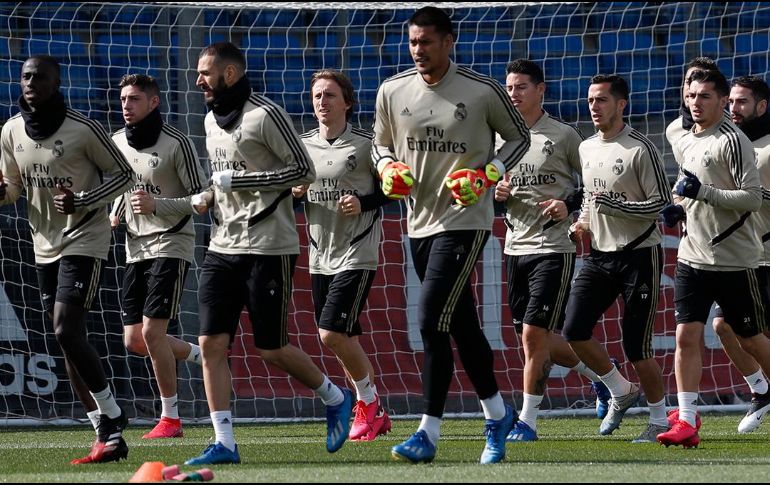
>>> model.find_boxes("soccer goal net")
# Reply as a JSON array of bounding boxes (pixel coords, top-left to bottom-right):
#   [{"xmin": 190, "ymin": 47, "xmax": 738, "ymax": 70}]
[{"xmin": 0, "ymin": 2, "xmax": 766, "ymax": 424}]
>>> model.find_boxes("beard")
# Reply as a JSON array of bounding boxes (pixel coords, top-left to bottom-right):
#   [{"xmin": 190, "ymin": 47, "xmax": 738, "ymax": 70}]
[{"xmin": 204, "ymin": 75, "xmax": 227, "ymax": 108}]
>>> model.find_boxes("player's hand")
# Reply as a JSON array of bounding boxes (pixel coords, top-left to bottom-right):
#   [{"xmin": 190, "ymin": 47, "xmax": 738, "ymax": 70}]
[
  {"xmin": 379, "ymin": 161, "xmax": 413, "ymax": 199},
  {"xmin": 54, "ymin": 183, "xmax": 75, "ymax": 214},
  {"xmin": 539, "ymin": 199, "xmax": 568, "ymax": 221},
  {"xmin": 191, "ymin": 191, "xmax": 214, "ymax": 215},
  {"xmin": 130, "ymin": 189, "xmax": 156, "ymax": 215},
  {"xmin": 659, "ymin": 204, "xmax": 686, "ymax": 228},
  {"xmin": 292, "ymin": 185, "xmax": 309, "ymax": 198},
  {"xmin": 568, "ymin": 222, "xmax": 589, "ymax": 243},
  {"xmin": 445, "ymin": 162, "xmax": 501, "ymax": 207},
  {"xmin": 109, "ymin": 214, "xmax": 120, "ymax": 230},
  {"xmin": 209, "ymin": 170, "xmax": 234, "ymax": 193},
  {"xmin": 494, "ymin": 173, "xmax": 512, "ymax": 202},
  {"xmin": 673, "ymin": 169, "xmax": 702, "ymax": 199},
  {"xmin": 338, "ymin": 194, "xmax": 361, "ymax": 216}
]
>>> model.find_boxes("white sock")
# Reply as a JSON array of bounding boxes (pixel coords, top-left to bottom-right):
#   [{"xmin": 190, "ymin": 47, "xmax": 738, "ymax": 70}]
[
  {"xmin": 87, "ymin": 410, "xmax": 100, "ymax": 435},
  {"xmin": 161, "ymin": 394, "xmax": 179, "ymax": 420},
  {"xmin": 417, "ymin": 414, "xmax": 441, "ymax": 446},
  {"xmin": 571, "ymin": 361, "xmax": 600, "ymax": 382},
  {"xmin": 480, "ymin": 392, "xmax": 506, "ymax": 421},
  {"xmin": 90, "ymin": 387, "xmax": 121, "ymax": 419},
  {"xmin": 677, "ymin": 392, "xmax": 699, "ymax": 427},
  {"xmin": 599, "ymin": 366, "xmax": 633, "ymax": 398},
  {"xmin": 519, "ymin": 393, "xmax": 543, "ymax": 430},
  {"xmin": 648, "ymin": 398, "xmax": 667, "ymax": 427},
  {"xmin": 186, "ymin": 344, "xmax": 202, "ymax": 365},
  {"xmin": 210, "ymin": 410, "xmax": 236, "ymax": 451},
  {"xmin": 353, "ymin": 376, "xmax": 376, "ymax": 405},
  {"xmin": 744, "ymin": 370, "xmax": 769, "ymax": 395},
  {"xmin": 314, "ymin": 376, "xmax": 344, "ymax": 406}
]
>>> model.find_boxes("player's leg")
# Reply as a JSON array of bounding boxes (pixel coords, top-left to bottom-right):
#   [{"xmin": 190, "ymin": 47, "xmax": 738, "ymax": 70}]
[
  {"xmin": 250, "ymin": 255, "xmax": 351, "ymax": 453},
  {"xmin": 658, "ymin": 262, "xmax": 713, "ymax": 448},
  {"xmin": 620, "ymin": 246, "xmax": 668, "ymax": 443},
  {"xmin": 185, "ymin": 252, "xmax": 245, "ymax": 465},
  {"xmin": 713, "ymin": 316, "xmax": 764, "ymax": 387},
  {"xmin": 314, "ymin": 270, "xmax": 390, "ymax": 441},
  {"xmin": 50, "ymin": 256, "xmax": 128, "ymax": 464},
  {"xmin": 564, "ymin": 251, "xmax": 638, "ymax": 436}
]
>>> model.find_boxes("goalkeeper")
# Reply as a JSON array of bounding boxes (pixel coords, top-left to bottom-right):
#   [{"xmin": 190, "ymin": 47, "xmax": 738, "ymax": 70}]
[{"xmin": 372, "ymin": 7, "xmax": 530, "ymax": 465}]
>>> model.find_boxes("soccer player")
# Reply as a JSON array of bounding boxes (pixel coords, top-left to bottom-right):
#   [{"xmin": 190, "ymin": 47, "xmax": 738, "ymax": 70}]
[
  {"xmin": 293, "ymin": 69, "xmax": 392, "ymax": 441},
  {"xmin": 185, "ymin": 42, "xmax": 352, "ymax": 465},
  {"xmin": 665, "ymin": 57, "xmax": 719, "ymax": 163},
  {"xmin": 0, "ymin": 55, "xmax": 134, "ymax": 463},
  {"xmin": 657, "ymin": 69, "xmax": 770, "ymax": 448},
  {"xmin": 562, "ymin": 75, "xmax": 672, "ymax": 442},
  {"xmin": 372, "ymin": 7, "xmax": 530, "ymax": 464},
  {"xmin": 493, "ymin": 59, "xmax": 613, "ymax": 441},
  {"xmin": 693, "ymin": 75, "xmax": 770, "ymax": 434},
  {"xmin": 109, "ymin": 74, "xmax": 206, "ymax": 439}
]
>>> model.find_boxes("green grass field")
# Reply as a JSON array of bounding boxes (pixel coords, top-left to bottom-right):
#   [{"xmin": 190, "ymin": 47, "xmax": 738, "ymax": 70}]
[{"xmin": 0, "ymin": 414, "xmax": 768, "ymax": 482}]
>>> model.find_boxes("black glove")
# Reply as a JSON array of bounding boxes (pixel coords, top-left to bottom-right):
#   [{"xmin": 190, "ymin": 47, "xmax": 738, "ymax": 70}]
[
  {"xmin": 673, "ymin": 169, "xmax": 701, "ymax": 199},
  {"xmin": 659, "ymin": 204, "xmax": 685, "ymax": 228}
]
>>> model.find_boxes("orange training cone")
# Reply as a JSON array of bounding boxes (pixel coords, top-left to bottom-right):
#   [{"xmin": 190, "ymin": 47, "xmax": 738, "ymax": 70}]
[{"xmin": 129, "ymin": 461, "xmax": 165, "ymax": 483}]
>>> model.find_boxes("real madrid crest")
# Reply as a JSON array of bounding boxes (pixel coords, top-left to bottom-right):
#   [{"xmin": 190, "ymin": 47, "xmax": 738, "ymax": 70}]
[
  {"xmin": 345, "ymin": 155, "xmax": 357, "ymax": 172},
  {"xmin": 542, "ymin": 140, "xmax": 554, "ymax": 156},
  {"xmin": 612, "ymin": 158, "xmax": 624, "ymax": 175},
  {"xmin": 702, "ymin": 150, "xmax": 714, "ymax": 167},
  {"xmin": 454, "ymin": 103, "xmax": 467, "ymax": 121},
  {"xmin": 232, "ymin": 126, "xmax": 242, "ymax": 142},
  {"xmin": 148, "ymin": 152, "xmax": 160, "ymax": 168},
  {"xmin": 52, "ymin": 140, "xmax": 64, "ymax": 158}
]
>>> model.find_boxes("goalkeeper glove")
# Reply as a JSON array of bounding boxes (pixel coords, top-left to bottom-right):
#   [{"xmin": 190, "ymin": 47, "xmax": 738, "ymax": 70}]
[
  {"xmin": 673, "ymin": 169, "xmax": 702, "ymax": 199},
  {"xmin": 379, "ymin": 161, "xmax": 414, "ymax": 199},
  {"xmin": 659, "ymin": 204, "xmax": 685, "ymax": 228},
  {"xmin": 445, "ymin": 162, "xmax": 503, "ymax": 207}
]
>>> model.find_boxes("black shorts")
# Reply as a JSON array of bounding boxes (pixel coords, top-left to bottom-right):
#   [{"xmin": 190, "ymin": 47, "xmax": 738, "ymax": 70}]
[
  {"xmin": 675, "ymin": 262, "xmax": 766, "ymax": 337},
  {"xmin": 563, "ymin": 245, "xmax": 663, "ymax": 362},
  {"xmin": 410, "ymin": 230, "xmax": 489, "ymax": 333},
  {"xmin": 36, "ymin": 255, "xmax": 103, "ymax": 313},
  {"xmin": 714, "ymin": 266, "xmax": 770, "ymax": 323},
  {"xmin": 121, "ymin": 258, "xmax": 190, "ymax": 325},
  {"xmin": 198, "ymin": 252, "xmax": 297, "ymax": 350},
  {"xmin": 311, "ymin": 269, "xmax": 375, "ymax": 337},
  {"xmin": 505, "ymin": 253, "xmax": 575, "ymax": 332}
]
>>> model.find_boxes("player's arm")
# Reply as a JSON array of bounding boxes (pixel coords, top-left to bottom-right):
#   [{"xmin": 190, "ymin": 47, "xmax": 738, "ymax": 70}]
[
  {"xmin": 595, "ymin": 144, "xmax": 672, "ymax": 221},
  {"xmin": 371, "ymin": 86, "xmax": 413, "ymax": 199},
  {"xmin": 150, "ymin": 136, "xmax": 207, "ymax": 216},
  {"xmin": 488, "ymin": 82, "xmax": 531, "ymax": 173},
  {"xmin": 675, "ymin": 133, "xmax": 761, "ymax": 211},
  {"xmin": 210, "ymin": 106, "xmax": 315, "ymax": 193},
  {"xmin": 109, "ymin": 194, "xmax": 127, "ymax": 229},
  {"xmin": 72, "ymin": 119, "xmax": 134, "ymax": 211},
  {"xmin": 0, "ymin": 126, "xmax": 23, "ymax": 205}
]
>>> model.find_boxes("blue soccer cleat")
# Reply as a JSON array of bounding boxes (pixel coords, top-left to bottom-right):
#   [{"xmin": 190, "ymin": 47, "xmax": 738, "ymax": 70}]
[
  {"xmin": 506, "ymin": 420, "xmax": 538, "ymax": 442},
  {"xmin": 326, "ymin": 388, "xmax": 353, "ymax": 453},
  {"xmin": 185, "ymin": 442, "xmax": 241, "ymax": 465},
  {"xmin": 592, "ymin": 358, "xmax": 621, "ymax": 419},
  {"xmin": 480, "ymin": 404, "xmax": 516, "ymax": 464},
  {"xmin": 391, "ymin": 430, "xmax": 437, "ymax": 464}
]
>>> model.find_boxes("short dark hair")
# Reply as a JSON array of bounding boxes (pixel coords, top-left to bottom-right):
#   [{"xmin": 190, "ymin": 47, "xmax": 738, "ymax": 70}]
[
  {"xmin": 590, "ymin": 74, "xmax": 629, "ymax": 101},
  {"xmin": 505, "ymin": 59, "xmax": 544, "ymax": 85},
  {"xmin": 689, "ymin": 69, "xmax": 730, "ymax": 97},
  {"xmin": 26, "ymin": 55, "xmax": 60, "ymax": 76},
  {"xmin": 199, "ymin": 42, "xmax": 246, "ymax": 71},
  {"xmin": 118, "ymin": 73, "xmax": 160, "ymax": 98},
  {"xmin": 408, "ymin": 6, "xmax": 454, "ymax": 38},
  {"xmin": 687, "ymin": 56, "xmax": 719, "ymax": 72},
  {"xmin": 310, "ymin": 69, "xmax": 356, "ymax": 120},
  {"xmin": 732, "ymin": 75, "xmax": 770, "ymax": 104}
]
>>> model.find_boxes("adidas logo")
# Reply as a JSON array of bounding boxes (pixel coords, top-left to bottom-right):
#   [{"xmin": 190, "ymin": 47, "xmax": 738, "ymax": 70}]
[
  {"xmin": 14, "ymin": 144, "xmax": 23, "ymax": 152},
  {"xmin": 639, "ymin": 283, "xmax": 650, "ymax": 292},
  {"xmin": 400, "ymin": 107, "xmax": 412, "ymax": 116},
  {"xmin": 221, "ymin": 418, "xmax": 231, "ymax": 424}
]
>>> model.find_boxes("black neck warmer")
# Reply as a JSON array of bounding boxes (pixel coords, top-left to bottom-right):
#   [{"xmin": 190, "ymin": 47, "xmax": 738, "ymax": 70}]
[
  {"xmin": 18, "ymin": 92, "xmax": 67, "ymax": 140},
  {"xmin": 210, "ymin": 75, "xmax": 251, "ymax": 130},
  {"xmin": 679, "ymin": 102, "xmax": 695, "ymax": 131},
  {"xmin": 739, "ymin": 112, "xmax": 770, "ymax": 142},
  {"xmin": 125, "ymin": 107, "xmax": 163, "ymax": 150}
]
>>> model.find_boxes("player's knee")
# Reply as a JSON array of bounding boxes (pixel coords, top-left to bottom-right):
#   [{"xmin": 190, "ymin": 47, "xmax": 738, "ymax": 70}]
[
  {"xmin": 712, "ymin": 318, "xmax": 731, "ymax": 337},
  {"xmin": 141, "ymin": 324, "xmax": 166, "ymax": 349},
  {"xmin": 259, "ymin": 347, "xmax": 288, "ymax": 366},
  {"xmin": 53, "ymin": 324, "xmax": 82, "ymax": 350},
  {"xmin": 124, "ymin": 331, "xmax": 148, "ymax": 356},
  {"xmin": 319, "ymin": 329, "xmax": 346, "ymax": 351}
]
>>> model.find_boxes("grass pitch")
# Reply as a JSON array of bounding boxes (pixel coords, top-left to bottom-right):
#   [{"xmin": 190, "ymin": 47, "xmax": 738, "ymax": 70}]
[{"xmin": 0, "ymin": 414, "xmax": 768, "ymax": 482}]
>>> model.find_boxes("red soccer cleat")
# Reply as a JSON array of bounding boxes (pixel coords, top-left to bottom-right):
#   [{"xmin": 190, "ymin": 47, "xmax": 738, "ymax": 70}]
[
  {"xmin": 349, "ymin": 398, "xmax": 392, "ymax": 441},
  {"xmin": 70, "ymin": 437, "xmax": 129, "ymax": 464},
  {"xmin": 143, "ymin": 416, "xmax": 184, "ymax": 439},
  {"xmin": 657, "ymin": 419, "xmax": 700, "ymax": 449},
  {"xmin": 666, "ymin": 409, "xmax": 702, "ymax": 430}
]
